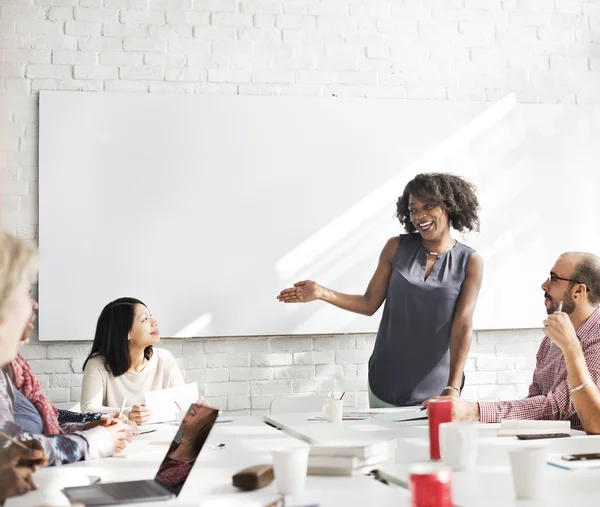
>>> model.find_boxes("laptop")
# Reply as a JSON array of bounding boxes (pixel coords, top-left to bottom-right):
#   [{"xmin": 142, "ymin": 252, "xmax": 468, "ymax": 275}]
[{"xmin": 63, "ymin": 405, "xmax": 219, "ymax": 506}]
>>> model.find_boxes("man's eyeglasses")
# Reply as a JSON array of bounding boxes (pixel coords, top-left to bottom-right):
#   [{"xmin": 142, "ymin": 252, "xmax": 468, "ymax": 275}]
[{"xmin": 548, "ymin": 273, "xmax": 584, "ymax": 286}]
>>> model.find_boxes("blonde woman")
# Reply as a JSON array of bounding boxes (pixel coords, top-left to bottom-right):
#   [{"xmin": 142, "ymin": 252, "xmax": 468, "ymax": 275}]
[
  {"xmin": 0, "ymin": 234, "xmax": 37, "ymax": 367},
  {"xmin": 0, "ymin": 233, "xmax": 44, "ymax": 502},
  {"xmin": 0, "ymin": 234, "xmax": 131, "ymax": 473}
]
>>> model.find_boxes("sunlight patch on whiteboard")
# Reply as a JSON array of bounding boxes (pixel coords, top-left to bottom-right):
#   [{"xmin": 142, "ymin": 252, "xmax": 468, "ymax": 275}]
[
  {"xmin": 275, "ymin": 94, "xmax": 517, "ymax": 281},
  {"xmin": 280, "ymin": 211, "xmax": 393, "ymax": 289},
  {"xmin": 173, "ymin": 313, "xmax": 213, "ymax": 338}
]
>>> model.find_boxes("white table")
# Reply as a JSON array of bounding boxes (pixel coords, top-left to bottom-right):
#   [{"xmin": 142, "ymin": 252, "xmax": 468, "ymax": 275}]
[
  {"xmin": 263, "ymin": 409, "xmax": 428, "ymax": 445},
  {"xmin": 7, "ymin": 416, "xmax": 411, "ymax": 507},
  {"xmin": 378, "ymin": 427, "xmax": 600, "ymax": 506},
  {"xmin": 265, "ymin": 410, "xmax": 600, "ymax": 506}
]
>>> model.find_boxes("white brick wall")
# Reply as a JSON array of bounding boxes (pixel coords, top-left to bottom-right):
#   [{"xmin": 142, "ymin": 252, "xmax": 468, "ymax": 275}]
[
  {"xmin": 20, "ymin": 327, "xmax": 544, "ymax": 416},
  {"xmin": 2, "ymin": 0, "xmax": 597, "ymax": 414}
]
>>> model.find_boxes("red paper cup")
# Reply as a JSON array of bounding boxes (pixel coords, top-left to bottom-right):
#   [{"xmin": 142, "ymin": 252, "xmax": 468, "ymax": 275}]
[
  {"xmin": 428, "ymin": 399, "xmax": 453, "ymax": 460},
  {"xmin": 410, "ymin": 462, "xmax": 453, "ymax": 507}
]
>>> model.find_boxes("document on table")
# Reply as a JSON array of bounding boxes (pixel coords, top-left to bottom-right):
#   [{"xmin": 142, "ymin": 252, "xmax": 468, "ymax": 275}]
[
  {"xmin": 307, "ymin": 408, "xmax": 427, "ymax": 422},
  {"xmin": 497, "ymin": 419, "xmax": 570, "ymax": 437},
  {"xmin": 547, "ymin": 453, "xmax": 600, "ymax": 470},
  {"xmin": 144, "ymin": 382, "xmax": 198, "ymax": 423},
  {"xmin": 372, "ymin": 408, "xmax": 428, "ymax": 423}
]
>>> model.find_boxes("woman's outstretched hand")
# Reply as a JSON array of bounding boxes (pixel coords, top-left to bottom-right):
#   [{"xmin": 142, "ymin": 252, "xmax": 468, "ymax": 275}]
[{"xmin": 277, "ymin": 280, "xmax": 322, "ymax": 303}]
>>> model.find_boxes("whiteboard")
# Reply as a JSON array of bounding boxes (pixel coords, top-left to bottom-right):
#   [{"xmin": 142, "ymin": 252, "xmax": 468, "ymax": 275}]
[{"xmin": 39, "ymin": 92, "xmax": 600, "ymax": 341}]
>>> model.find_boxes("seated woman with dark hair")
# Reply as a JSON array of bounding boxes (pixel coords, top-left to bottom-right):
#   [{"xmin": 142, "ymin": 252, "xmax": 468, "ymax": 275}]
[{"xmin": 81, "ymin": 298, "xmax": 185, "ymax": 426}]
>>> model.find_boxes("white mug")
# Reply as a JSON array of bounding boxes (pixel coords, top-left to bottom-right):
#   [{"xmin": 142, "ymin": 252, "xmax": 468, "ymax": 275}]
[
  {"xmin": 508, "ymin": 446, "xmax": 546, "ymax": 500},
  {"xmin": 439, "ymin": 422, "xmax": 478, "ymax": 471},
  {"xmin": 272, "ymin": 447, "xmax": 310, "ymax": 495},
  {"xmin": 323, "ymin": 399, "xmax": 343, "ymax": 423}
]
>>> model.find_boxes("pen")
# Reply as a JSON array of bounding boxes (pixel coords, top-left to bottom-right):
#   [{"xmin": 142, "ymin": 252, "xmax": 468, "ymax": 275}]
[
  {"xmin": 557, "ymin": 301, "xmax": 563, "ymax": 312},
  {"xmin": 118, "ymin": 396, "xmax": 127, "ymax": 418},
  {"xmin": 419, "ymin": 406, "xmax": 427, "ymax": 411},
  {"xmin": 264, "ymin": 496, "xmax": 285, "ymax": 507},
  {"xmin": 0, "ymin": 431, "xmax": 29, "ymax": 450}
]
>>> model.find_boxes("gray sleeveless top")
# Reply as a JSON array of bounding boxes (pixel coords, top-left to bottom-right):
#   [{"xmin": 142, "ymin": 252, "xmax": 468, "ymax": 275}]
[{"xmin": 368, "ymin": 233, "xmax": 474, "ymax": 406}]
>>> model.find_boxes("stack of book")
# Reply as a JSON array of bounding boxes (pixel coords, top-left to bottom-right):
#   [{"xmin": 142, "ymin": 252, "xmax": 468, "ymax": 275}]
[{"xmin": 307, "ymin": 439, "xmax": 396, "ymax": 476}]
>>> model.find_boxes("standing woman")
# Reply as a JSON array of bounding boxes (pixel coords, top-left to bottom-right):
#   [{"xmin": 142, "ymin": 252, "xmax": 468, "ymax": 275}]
[
  {"xmin": 81, "ymin": 297, "xmax": 184, "ymax": 425},
  {"xmin": 278, "ymin": 173, "xmax": 483, "ymax": 407}
]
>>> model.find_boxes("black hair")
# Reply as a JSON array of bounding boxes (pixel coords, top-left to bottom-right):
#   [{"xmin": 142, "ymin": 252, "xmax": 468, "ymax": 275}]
[
  {"xmin": 83, "ymin": 297, "xmax": 153, "ymax": 377},
  {"xmin": 396, "ymin": 173, "xmax": 480, "ymax": 234}
]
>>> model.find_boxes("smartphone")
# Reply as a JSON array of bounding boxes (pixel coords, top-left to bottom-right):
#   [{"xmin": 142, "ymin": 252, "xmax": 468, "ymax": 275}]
[
  {"xmin": 516, "ymin": 433, "xmax": 570, "ymax": 440},
  {"xmin": 561, "ymin": 453, "xmax": 600, "ymax": 461}
]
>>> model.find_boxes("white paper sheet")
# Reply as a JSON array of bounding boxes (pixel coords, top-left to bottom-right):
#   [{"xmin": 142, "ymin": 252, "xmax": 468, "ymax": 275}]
[
  {"xmin": 144, "ymin": 382, "xmax": 198, "ymax": 423},
  {"xmin": 372, "ymin": 408, "xmax": 428, "ymax": 423}
]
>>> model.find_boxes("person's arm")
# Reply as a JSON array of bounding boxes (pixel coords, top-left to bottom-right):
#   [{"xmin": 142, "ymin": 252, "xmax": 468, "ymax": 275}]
[
  {"xmin": 80, "ymin": 360, "xmax": 127, "ymax": 416},
  {"xmin": 478, "ymin": 333, "xmax": 600, "ymax": 424},
  {"xmin": 59, "ymin": 409, "xmax": 106, "ymax": 434},
  {"xmin": 425, "ymin": 337, "xmax": 552, "ymax": 421},
  {"xmin": 444, "ymin": 253, "xmax": 484, "ymax": 395},
  {"xmin": 544, "ymin": 310, "xmax": 600, "ymax": 434},
  {"xmin": 475, "ymin": 334, "xmax": 550, "ymax": 421},
  {"xmin": 561, "ymin": 341, "xmax": 600, "ymax": 434},
  {"xmin": 0, "ymin": 373, "xmax": 89, "ymax": 465},
  {"xmin": 58, "ymin": 409, "xmax": 103, "ymax": 425},
  {"xmin": 477, "ymin": 380, "xmax": 577, "ymax": 423},
  {"xmin": 425, "ymin": 337, "xmax": 550, "ymax": 421},
  {"xmin": 277, "ymin": 236, "xmax": 398, "ymax": 316},
  {"xmin": 0, "ymin": 373, "xmax": 123, "ymax": 465},
  {"xmin": 0, "ymin": 465, "xmax": 36, "ymax": 504}
]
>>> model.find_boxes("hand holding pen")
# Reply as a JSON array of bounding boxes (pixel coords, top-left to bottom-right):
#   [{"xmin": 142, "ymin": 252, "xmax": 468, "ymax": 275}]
[{"xmin": 544, "ymin": 300, "xmax": 579, "ymax": 351}]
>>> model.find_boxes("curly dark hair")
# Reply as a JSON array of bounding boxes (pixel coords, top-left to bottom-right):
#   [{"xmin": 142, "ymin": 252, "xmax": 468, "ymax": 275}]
[{"xmin": 396, "ymin": 173, "xmax": 480, "ymax": 234}]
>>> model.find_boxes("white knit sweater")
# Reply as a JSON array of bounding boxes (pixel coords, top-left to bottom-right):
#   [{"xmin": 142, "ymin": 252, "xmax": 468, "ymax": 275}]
[{"xmin": 80, "ymin": 348, "xmax": 184, "ymax": 418}]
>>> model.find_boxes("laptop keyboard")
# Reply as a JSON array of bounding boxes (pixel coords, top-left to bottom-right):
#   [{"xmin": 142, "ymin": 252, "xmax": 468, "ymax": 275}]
[{"xmin": 101, "ymin": 480, "xmax": 169, "ymax": 499}]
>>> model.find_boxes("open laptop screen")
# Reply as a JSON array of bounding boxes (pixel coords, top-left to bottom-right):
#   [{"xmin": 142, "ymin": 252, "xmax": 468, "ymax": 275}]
[{"xmin": 154, "ymin": 405, "xmax": 219, "ymax": 495}]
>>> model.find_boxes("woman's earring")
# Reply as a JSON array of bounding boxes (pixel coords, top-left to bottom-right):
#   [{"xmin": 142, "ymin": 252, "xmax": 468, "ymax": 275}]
[{"xmin": 128, "ymin": 335, "xmax": 131, "ymax": 341}]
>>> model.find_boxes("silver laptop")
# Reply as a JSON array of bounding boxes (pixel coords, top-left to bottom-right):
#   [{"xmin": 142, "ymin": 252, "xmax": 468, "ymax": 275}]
[{"xmin": 63, "ymin": 406, "xmax": 219, "ymax": 506}]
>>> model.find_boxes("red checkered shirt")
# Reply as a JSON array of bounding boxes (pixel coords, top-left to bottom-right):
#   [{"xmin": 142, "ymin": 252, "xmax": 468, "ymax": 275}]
[{"xmin": 479, "ymin": 307, "xmax": 600, "ymax": 430}]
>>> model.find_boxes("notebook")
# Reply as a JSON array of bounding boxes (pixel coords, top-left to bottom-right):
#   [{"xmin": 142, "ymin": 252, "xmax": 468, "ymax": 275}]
[
  {"xmin": 497, "ymin": 420, "xmax": 571, "ymax": 437},
  {"xmin": 309, "ymin": 439, "xmax": 396, "ymax": 459},
  {"xmin": 547, "ymin": 453, "xmax": 600, "ymax": 470}
]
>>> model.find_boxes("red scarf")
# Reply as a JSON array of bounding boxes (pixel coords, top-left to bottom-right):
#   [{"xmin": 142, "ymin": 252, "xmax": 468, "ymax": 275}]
[{"xmin": 10, "ymin": 353, "xmax": 62, "ymax": 435}]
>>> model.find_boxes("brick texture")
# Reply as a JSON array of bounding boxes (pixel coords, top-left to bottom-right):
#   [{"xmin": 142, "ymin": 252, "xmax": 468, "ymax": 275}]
[{"xmin": 1, "ymin": 0, "xmax": 591, "ymax": 414}]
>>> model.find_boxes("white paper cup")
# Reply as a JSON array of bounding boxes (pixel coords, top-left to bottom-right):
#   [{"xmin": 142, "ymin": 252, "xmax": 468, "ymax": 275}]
[
  {"xmin": 508, "ymin": 446, "xmax": 546, "ymax": 500},
  {"xmin": 439, "ymin": 422, "xmax": 478, "ymax": 471},
  {"xmin": 323, "ymin": 399, "xmax": 343, "ymax": 423},
  {"xmin": 272, "ymin": 448, "xmax": 310, "ymax": 496}
]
